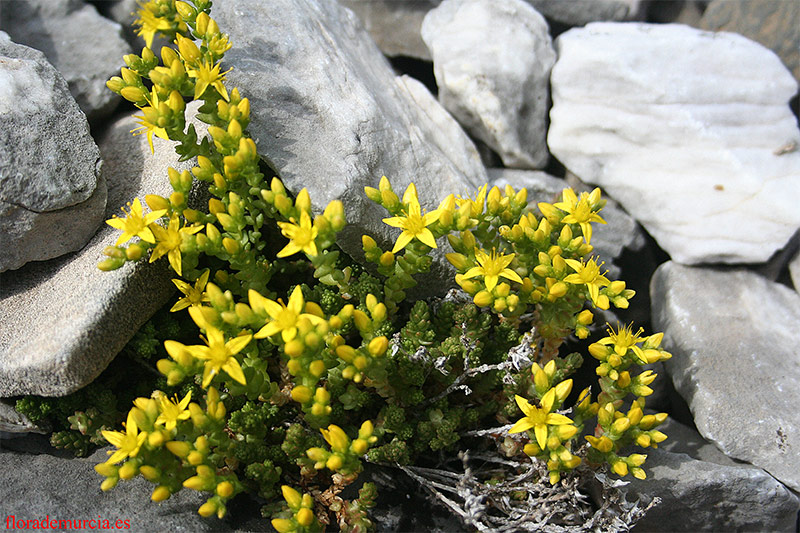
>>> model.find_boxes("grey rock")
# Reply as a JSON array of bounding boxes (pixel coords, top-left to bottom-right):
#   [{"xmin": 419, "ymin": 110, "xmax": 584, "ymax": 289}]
[
  {"xmin": 214, "ymin": 0, "xmax": 488, "ymax": 295},
  {"xmin": 339, "ymin": 0, "xmax": 439, "ymax": 60},
  {"xmin": 651, "ymin": 261, "xmax": 800, "ymax": 492},
  {"xmin": 422, "ymin": 0, "xmax": 555, "ymax": 169},
  {"xmin": 0, "ymin": 440, "xmax": 464, "ymax": 532},
  {"xmin": 0, "ymin": 106, "xmax": 203, "ymax": 397},
  {"xmin": 700, "ymin": 0, "xmax": 800, "ymax": 84},
  {"xmin": 0, "ymin": 445, "xmax": 267, "ymax": 532},
  {"xmin": 0, "ymin": 0, "xmax": 130, "ymax": 121},
  {"xmin": 0, "ymin": 402, "xmax": 45, "ymax": 434},
  {"xmin": 488, "ymin": 168, "xmax": 647, "ymax": 279},
  {"xmin": 524, "ymin": 0, "xmax": 640, "ymax": 25},
  {"xmin": 623, "ymin": 418, "xmax": 800, "ymax": 532},
  {"xmin": 0, "ymin": 32, "xmax": 104, "ymax": 272},
  {"xmin": 548, "ymin": 22, "xmax": 800, "ymax": 265}
]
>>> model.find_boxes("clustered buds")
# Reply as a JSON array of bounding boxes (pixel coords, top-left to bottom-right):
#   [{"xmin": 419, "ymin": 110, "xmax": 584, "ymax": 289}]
[{"xmin": 306, "ymin": 421, "xmax": 378, "ymax": 477}]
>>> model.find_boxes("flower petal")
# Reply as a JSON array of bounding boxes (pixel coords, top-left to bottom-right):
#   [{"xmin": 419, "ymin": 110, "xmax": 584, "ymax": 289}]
[
  {"xmin": 534, "ymin": 424, "xmax": 548, "ymax": 450},
  {"xmin": 392, "ymin": 231, "xmax": 414, "ymax": 253},
  {"xmin": 514, "ymin": 395, "xmax": 533, "ymax": 416},
  {"xmin": 545, "ymin": 413, "xmax": 574, "ymax": 426},
  {"xmin": 222, "ymin": 358, "xmax": 247, "ymax": 385},
  {"xmin": 508, "ymin": 418, "xmax": 535, "ymax": 434},
  {"xmin": 417, "ymin": 228, "xmax": 437, "ymax": 249}
]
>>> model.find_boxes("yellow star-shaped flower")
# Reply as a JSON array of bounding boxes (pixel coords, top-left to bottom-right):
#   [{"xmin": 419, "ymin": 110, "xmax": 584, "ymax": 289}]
[
  {"xmin": 553, "ymin": 188, "xmax": 606, "ymax": 244},
  {"xmin": 252, "ymin": 286, "xmax": 325, "ymax": 343},
  {"xmin": 171, "ymin": 270, "xmax": 211, "ymax": 312},
  {"xmin": 456, "ymin": 183, "xmax": 488, "ymax": 218},
  {"xmin": 101, "ymin": 409, "xmax": 148, "ymax": 464},
  {"xmin": 188, "ymin": 59, "xmax": 231, "ymax": 101},
  {"xmin": 563, "ymin": 257, "xmax": 610, "ymax": 308},
  {"xmin": 382, "ymin": 183, "xmax": 441, "ymax": 253},
  {"xmin": 106, "ymin": 197, "xmax": 166, "ymax": 246},
  {"xmin": 134, "ymin": 6, "xmax": 173, "ymax": 49},
  {"xmin": 185, "ymin": 327, "xmax": 251, "ymax": 388},
  {"xmin": 154, "ymin": 391, "xmax": 192, "ymax": 431},
  {"xmin": 277, "ymin": 211, "xmax": 318, "ymax": 258},
  {"xmin": 131, "ymin": 88, "xmax": 171, "ymax": 154},
  {"xmin": 462, "ymin": 248, "xmax": 523, "ymax": 291},
  {"xmin": 509, "ymin": 390, "xmax": 575, "ymax": 450},
  {"xmin": 596, "ymin": 324, "xmax": 647, "ymax": 365},
  {"xmin": 150, "ymin": 215, "xmax": 203, "ymax": 275}
]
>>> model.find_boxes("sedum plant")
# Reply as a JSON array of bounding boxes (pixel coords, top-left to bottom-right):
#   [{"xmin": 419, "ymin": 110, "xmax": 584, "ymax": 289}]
[{"xmin": 94, "ymin": 1, "xmax": 671, "ymax": 529}]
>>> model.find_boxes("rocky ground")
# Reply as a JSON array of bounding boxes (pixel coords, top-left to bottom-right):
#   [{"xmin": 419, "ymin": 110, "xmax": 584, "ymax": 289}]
[{"xmin": 1, "ymin": 0, "xmax": 799, "ymax": 531}]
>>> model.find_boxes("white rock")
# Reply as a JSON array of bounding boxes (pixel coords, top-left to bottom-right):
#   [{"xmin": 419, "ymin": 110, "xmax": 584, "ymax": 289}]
[
  {"xmin": 548, "ymin": 23, "xmax": 800, "ymax": 265},
  {"xmin": 422, "ymin": 0, "xmax": 555, "ymax": 169},
  {"xmin": 0, "ymin": 32, "xmax": 104, "ymax": 272},
  {"xmin": 0, "ymin": 105, "xmax": 206, "ymax": 397},
  {"xmin": 0, "ymin": 0, "xmax": 131, "ymax": 121},
  {"xmin": 651, "ymin": 261, "xmax": 800, "ymax": 492},
  {"xmin": 525, "ymin": 0, "xmax": 640, "ymax": 24}
]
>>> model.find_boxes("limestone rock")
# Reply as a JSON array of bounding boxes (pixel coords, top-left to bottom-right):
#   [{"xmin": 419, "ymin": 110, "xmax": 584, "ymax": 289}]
[
  {"xmin": 0, "ymin": 445, "xmax": 255, "ymax": 532},
  {"xmin": 0, "ymin": 32, "xmax": 104, "ymax": 272},
  {"xmin": 623, "ymin": 418, "xmax": 800, "ymax": 532},
  {"xmin": 651, "ymin": 261, "xmax": 800, "ymax": 492},
  {"xmin": 0, "ymin": 440, "xmax": 462, "ymax": 532},
  {"xmin": 0, "ymin": 402, "xmax": 45, "ymax": 435},
  {"xmin": 524, "ymin": 0, "xmax": 640, "ymax": 25},
  {"xmin": 0, "ymin": 107, "xmax": 203, "ymax": 397},
  {"xmin": 213, "ymin": 0, "xmax": 487, "ymax": 295},
  {"xmin": 422, "ymin": 0, "xmax": 555, "ymax": 169},
  {"xmin": 548, "ymin": 22, "xmax": 800, "ymax": 265},
  {"xmin": 0, "ymin": 0, "xmax": 130, "ymax": 122},
  {"xmin": 339, "ymin": 0, "xmax": 439, "ymax": 60},
  {"xmin": 700, "ymin": 0, "xmax": 800, "ymax": 84}
]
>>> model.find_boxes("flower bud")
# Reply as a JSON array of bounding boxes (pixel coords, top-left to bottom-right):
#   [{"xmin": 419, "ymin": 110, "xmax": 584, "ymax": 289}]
[
  {"xmin": 291, "ymin": 386, "xmax": 312, "ymax": 404},
  {"xmin": 166, "ymin": 441, "xmax": 191, "ymax": 458},
  {"xmin": 473, "ymin": 290, "xmax": 493, "ymax": 307},
  {"xmin": 216, "ymin": 481, "xmax": 234, "ymax": 498},
  {"xmin": 366, "ymin": 336, "xmax": 388, "ymax": 357},
  {"xmin": 151, "ymin": 486, "xmax": 171, "ymax": 502}
]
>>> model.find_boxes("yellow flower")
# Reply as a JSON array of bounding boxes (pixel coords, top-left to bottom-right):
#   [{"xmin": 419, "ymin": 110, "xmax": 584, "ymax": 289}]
[
  {"xmin": 131, "ymin": 88, "xmax": 170, "ymax": 153},
  {"xmin": 320, "ymin": 424, "xmax": 350, "ymax": 453},
  {"xmin": 155, "ymin": 391, "xmax": 192, "ymax": 431},
  {"xmin": 253, "ymin": 286, "xmax": 324, "ymax": 343},
  {"xmin": 188, "ymin": 60, "xmax": 231, "ymax": 101},
  {"xmin": 382, "ymin": 183, "xmax": 441, "ymax": 253},
  {"xmin": 462, "ymin": 248, "xmax": 523, "ymax": 291},
  {"xmin": 134, "ymin": 4, "xmax": 173, "ymax": 49},
  {"xmin": 509, "ymin": 391, "xmax": 575, "ymax": 450},
  {"xmin": 106, "ymin": 198, "xmax": 166, "ymax": 245},
  {"xmin": 597, "ymin": 324, "xmax": 647, "ymax": 365},
  {"xmin": 185, "ymin": 327, "xmax": 251, "ymax": 388},
  {"xmin": 101, "ymin": 410, "xmax": 148, "ymax": 464},
  {"xmin": 171, "ymin": 270, "xmax": 211, "ymax": 312},
  {"xmin": 150, "ymin": 215, "xmax": 203, "ymax": 275},
  {"xmin": 456, "ymin": 183, "xmax": 488, "ymax": 218},
  {"xmin": 563, "ymin": 257, "xmax": 610, "ymax": 308},
  {"xmin": 276, "ymin": 211, "xmax": 318, "ymax": 258},
  {"xmin": 553, "ymin": 188, "xmax": 606, "ymax": 244}
]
